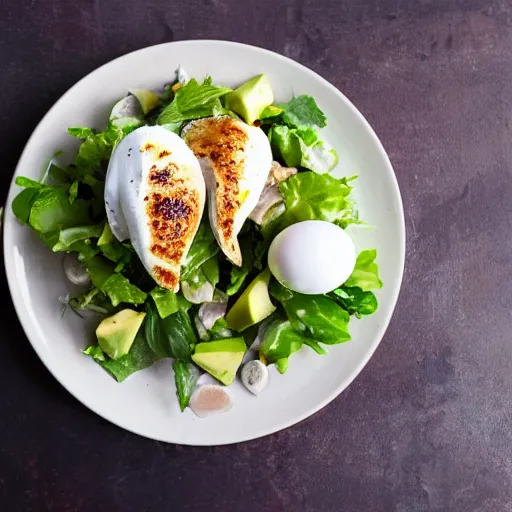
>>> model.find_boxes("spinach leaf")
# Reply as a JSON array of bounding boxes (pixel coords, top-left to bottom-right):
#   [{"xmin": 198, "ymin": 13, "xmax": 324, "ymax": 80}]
[
  {"xmin": 12, "ymin": 188, "xmax": 39, "ymax": 224},
  {"xmin": 227, "ymin": 237, "xmax": 254, "ymax": 295},
  {"xmin": 270, "ymin": 281, "xmax": 351, "ymax": 345},
  {"xmin": 181, "ymin": 218, "xmax": 219, "ymax": 280},
  {"xmin": 331, "ymin": 287, "xmax": 378, "ymax": 318},
  {"xmin": 173, "ymin": 360, "xmax": 199, "ymax": 411},
  {"xmin": 149, "ymin": 287, "xmax": 179, "ymax": 319},
  {"xmin": 344, "ymin": 249, "xmax": 383, "ymax": 291},
  {"xmin": 28, "ymin": 187, "xmax": 91, "ymax": 233},
  {"xmin": 259, "ymin": 320, "xmax": 308, "ymax": 374},
  {"xmin": 145, "ymin": 301, "xmax": 196, "ymax": 361},
  {"xmin": 92, "ymin": 329, "xmax": 160, "ymax": 382},
  {"xmin": 160, "ymin": 310, "xmax": 197, "ymax": 361}
]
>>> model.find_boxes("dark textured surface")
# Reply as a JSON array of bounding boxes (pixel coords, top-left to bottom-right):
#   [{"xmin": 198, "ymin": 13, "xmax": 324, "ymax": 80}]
[{"xmin": 1, "ymin": 0, "xmax": 511, "ymax": 510}]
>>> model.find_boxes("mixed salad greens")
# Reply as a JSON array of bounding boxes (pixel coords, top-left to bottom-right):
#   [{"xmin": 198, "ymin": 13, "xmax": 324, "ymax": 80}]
[{"xmin": 12, "ymin": 69, "xmax": 382, "ymax": 413}]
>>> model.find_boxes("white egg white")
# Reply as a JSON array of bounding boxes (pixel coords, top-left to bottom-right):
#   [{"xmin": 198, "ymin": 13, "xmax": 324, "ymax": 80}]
[
  {"xmin": 105, "ymin": 126, "xmax": 205, "ymax": 291},
  {"xmin": 268, "ymin": 220, "xmax": 357, "ymax": 295},
  {"xmin": 183, "ymin": 116, "xmax": 273, "ymax": 266}
]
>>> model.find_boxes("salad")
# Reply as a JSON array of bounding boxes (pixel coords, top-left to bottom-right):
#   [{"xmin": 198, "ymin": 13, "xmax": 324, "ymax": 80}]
[{"xmin": 11, "ymin": 69, "xmax": 382, "ymax": 417}]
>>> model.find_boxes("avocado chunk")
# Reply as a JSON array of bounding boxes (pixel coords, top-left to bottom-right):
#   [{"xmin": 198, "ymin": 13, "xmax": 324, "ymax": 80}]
[
  {"xmin": 226, "ymin": 268, "xmax": 276, "ymax": 332},
  {"xmin": 96, "ymin": 309, "xmax": 146, "ymax": 360},
  {"xmin": 192, "ymin": 338, "xmax": 246, "ymax": 385},
  {"xmin": 226, "ymin": 74, "xmax": 274, "ymax": 125}
]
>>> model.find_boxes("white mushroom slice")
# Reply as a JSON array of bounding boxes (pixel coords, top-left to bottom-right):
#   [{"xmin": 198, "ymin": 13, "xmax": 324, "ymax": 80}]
[
  {"xmin": 198, "ymin": 302, "xmax": 228, "ymax": 330},
  {"xmin": 183, "ymin": 116, "xmax": 272, "ymax": 266},
  {"xmin": 189, "ymin": 384, "xmax": 233, "ymax": 418},
  {"xmin": 249, "ymin": 161, "xmax": 297, "ymax": 225},
  {"xmin": 241, "ymin": 360, "xmax": 269, "ymax": 395},
  {"xmin": 62, "ymin": 253, "xmax": 90, "ymax": 286}
]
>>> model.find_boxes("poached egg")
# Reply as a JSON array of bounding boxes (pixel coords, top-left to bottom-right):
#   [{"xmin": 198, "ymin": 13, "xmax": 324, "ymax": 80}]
[
  {"xmin": 183, "ymin": 116, "xmax": 272, "ymax": 266},
  {"xmin": 105, "ymin": 126, "xmax": 205, "ymax": 291}
]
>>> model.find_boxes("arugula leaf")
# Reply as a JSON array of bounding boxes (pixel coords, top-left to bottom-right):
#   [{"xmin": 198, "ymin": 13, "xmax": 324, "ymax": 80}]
[
  {"xmin": 279, "ymin": 172, "xmax": 357, "ymax": 229},
  {"xmin": 259, "ymin": 320, "xmax": 308, "ymax": 374},
  {"xmin": 28, "ymin": 187, "xmax": 91, "ymax": 233},
  {"xmin": 12, "ymin": 188, "xmax": 39, "ymax": 224},
  {"xmin": 173, "ymin": 360, "xmax": 199, "ymax": 411},
  {"xmin": 94, "ymin": 330, "xmax": 160, "ymax": 382},
  {"xmin": 344, "ymin": 249, "xmax": 383, "ymax": 291},
  {"xmin": 270, "ymin": 281, "xmax": 351, "ymax": 345},
  {"xmin": 101, "ymin": 273, "xmax": 147, "ymax": 307},
  {"xmin": 157, "ymin": 78, "xmax": 231, "ymax": 125},
  {"xmin": 331, "ymin": 287, "xmax": 378, "ymax": 318},
  {"xmin": 149, "ymin": 287, "xmax": 179, "ymax": 319},
  {"xmin": 279, "ymin": 95, "xmax": 326, "ymax": 129}
]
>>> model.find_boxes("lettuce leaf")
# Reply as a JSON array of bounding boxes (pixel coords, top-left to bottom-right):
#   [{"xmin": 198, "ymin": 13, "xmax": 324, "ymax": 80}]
[
  {"xmin": 28, "ymin": 187, "xmax": 91, "ymax": 233},
  {"xmin": 157, "ymin": 78, "xmax": 231, "ymax": 125},
  {"xmin": 259, "ymin": 320, "xmax": 309, "ymax": 374},
  {"xmin": 101, "ymin": 273, "xmax": 147, "ymax": 307},
  {"xmin": 149, "ymin": 287, "xmax": 179, "ymax": 319},
  {"xmin": 270, "ymin": 281, "xmax": 351, "ymax": 344},
  {"xmin": 269, "ymin": 125, "xmax": 338, "ymax": 174},
  {"xmin": 277, "ymin": 172, "xmax": 358, "ymax": 229},
  {"xmin": 279, "ymin": 95, "xmax": 327, "ymax": 129},
  {"xmin": 12, "ymin": 188, "xmax": 39, "ymax": 224}
]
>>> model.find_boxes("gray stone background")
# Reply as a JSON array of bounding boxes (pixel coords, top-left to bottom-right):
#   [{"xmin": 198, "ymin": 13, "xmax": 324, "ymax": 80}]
[{"xmin": 1, "ymin": 0, "xmax": 511, "ymax": 511}]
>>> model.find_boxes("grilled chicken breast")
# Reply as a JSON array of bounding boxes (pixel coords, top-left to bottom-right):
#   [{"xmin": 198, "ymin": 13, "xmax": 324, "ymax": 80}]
[
  {"xmin": 183, "ymin": 116, "xmax": 272, "ymax": 266},
  {"xmin": 105, "ymin": 126, "xmax": 205, "ymax": 291}
]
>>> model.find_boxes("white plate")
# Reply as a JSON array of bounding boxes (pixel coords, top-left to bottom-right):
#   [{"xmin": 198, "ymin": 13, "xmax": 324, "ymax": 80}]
[{"xmin": 3, "ymin": 41, "xmax": 405, "ymax": 445}]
